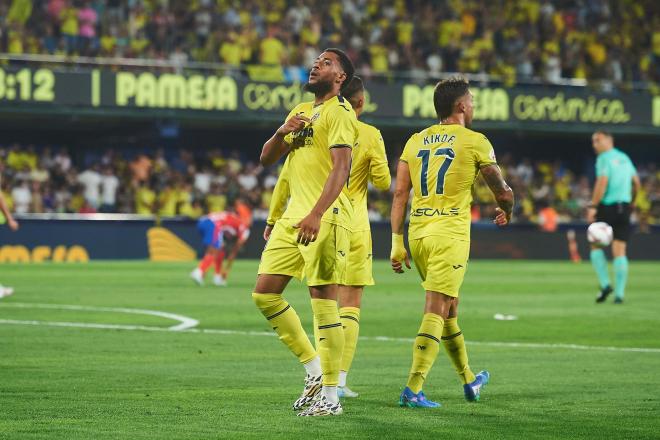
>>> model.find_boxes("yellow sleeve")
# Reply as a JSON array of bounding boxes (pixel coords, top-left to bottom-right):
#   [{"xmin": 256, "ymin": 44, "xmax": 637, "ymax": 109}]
[
  {"xmin": 473, "ymin": 134, "xmax": 497, "ymax": 167},
  {"xmin": 369, "ymin": 129, "xmax": 391, "ymax": 190},
  {"xmin": 327, "ymin": 101, "xmax": 358, "ymax": 149},
  {"xmin": 266, "ymin": 159, "xmax": 290, "ymax": 225},
  {"xmin": 400, "ymin": 133, "xmax": 417, "ymax": 163}
]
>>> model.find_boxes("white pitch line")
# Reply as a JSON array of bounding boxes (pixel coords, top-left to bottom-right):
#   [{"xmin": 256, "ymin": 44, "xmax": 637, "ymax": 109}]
[
  {"xmin": 0, "ymin": 302, "xmax": 198, "ymax": 331},
  {"xmin": 0, "ymin": 317, "xmax": 659, "ymax": 354}
]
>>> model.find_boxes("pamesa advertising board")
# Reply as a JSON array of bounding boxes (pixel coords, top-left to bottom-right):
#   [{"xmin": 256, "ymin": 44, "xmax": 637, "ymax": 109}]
[{"xmin": 0, "ymin": 66, "xmax": 658, "ymax": 133}]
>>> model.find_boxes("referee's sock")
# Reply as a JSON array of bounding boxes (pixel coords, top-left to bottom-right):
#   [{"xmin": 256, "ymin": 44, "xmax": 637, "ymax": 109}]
[
  {"xmin": 590, "ymin": 249, "xmax": 611, "ymax": 290},
  {"xmin": 613, "ymin": 256, "xmax": 628, "ymax": 300}
]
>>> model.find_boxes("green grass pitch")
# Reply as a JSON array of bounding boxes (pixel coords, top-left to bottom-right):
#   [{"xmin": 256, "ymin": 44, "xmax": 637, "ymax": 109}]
[{"xmin": 1, "ymin": 260, "xmax": 659, "ymax": 439}]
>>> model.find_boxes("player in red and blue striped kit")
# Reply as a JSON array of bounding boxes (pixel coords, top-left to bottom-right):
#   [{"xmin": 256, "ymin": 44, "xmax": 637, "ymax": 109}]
[{"xmin": 190, "ymin": 210, "xmax": 250, "ymax": 286}]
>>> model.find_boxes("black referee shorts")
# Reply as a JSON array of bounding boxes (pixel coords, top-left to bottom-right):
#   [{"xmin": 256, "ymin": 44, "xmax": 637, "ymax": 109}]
[{"xmin": 596, "ymin": 203, "xmax": 632, "ymax": 242}]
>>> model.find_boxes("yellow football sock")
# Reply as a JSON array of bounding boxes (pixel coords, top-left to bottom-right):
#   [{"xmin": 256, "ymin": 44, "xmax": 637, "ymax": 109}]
[
  {"xmin": 407, "ymin": 313, "xmax": 444, "ymax": 394},
  {"xmin": 313, "ymin": 314, "xmax": 320, "ymax": 349},
  {"xmin": 252, "ymin": 292, "xmax": 316, "ymax": 364},
  {"xmin": 339, "ymin": 307, "xmax": 360, "ymax": 373},
  {"xmin": 311, "ymin": 298, "xmax": 344, "ymax": 386},
  {"xmin": 442, "ymin": 317, "xmax": 476, "ymax": 385}
]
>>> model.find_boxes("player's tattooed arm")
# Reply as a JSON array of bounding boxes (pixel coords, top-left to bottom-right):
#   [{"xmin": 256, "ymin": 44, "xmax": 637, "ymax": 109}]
[
  {"xmin": 480, "ymin": 164, "xmax": 514, "ymax": 226},
  {"xmin": 260, "ymin": 115, "xmax": 311, "ymax": 166}
]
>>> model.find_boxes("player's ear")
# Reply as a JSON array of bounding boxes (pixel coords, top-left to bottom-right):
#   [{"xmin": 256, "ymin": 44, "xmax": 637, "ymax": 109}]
[
  {"xmin": 337, "ymin": 70, "xmax": 346, "ymax": 86},
  {"xmin": 456, "ymin": 98, "xmax": 466, "ymax": 114}
]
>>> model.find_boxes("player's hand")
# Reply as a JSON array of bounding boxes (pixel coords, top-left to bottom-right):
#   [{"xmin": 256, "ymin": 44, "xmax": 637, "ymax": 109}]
[
  {"xmin": 586, "ymin": 207, "xmax": 597, "ymax": 223},
  {"xmin": 390, "ymin": 233, "xmax": 411, "ymax": 273},
  {"xmin": 493, "ymin": 208, "xmax": 511, "ymax": 226},
  {"xmin": 294, "ymin": 211, "xmax": 321, "ymax": 246},
  {"xmin": 263, "ymin": 224, "xmax": 274, "ymax": 241},
  {"xmin": 276, "ymin": 115, "xmax": 311, "ymax": 137},
  {"xmin": 7, "ymin": 218, "xmax": 19, "ymax": 231}
]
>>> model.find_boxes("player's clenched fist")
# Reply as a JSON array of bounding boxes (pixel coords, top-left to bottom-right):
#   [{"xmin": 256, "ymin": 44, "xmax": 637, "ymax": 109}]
[
  {"xmin": 493, "ymin": 207, "xmax": 511, "ymax": 226},
  {"xmin": 276, "ymin": 114, "xmax": 311, "ymax": 137},
  {"xmin": 390, "ymin": 233, "xmax": 411, "ymax": 273}
]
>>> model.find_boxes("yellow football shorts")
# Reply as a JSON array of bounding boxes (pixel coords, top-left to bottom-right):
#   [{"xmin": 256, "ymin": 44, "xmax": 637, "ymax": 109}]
[
  {"xmin": 409, "ymin": 235, "xmax": 470, "ymax": 297},
  {"xmin": 258, "ymin": 219, "xmax": 349, "ymax": 286},
  {"xmin": 342, "ymin": 229, "xmax": 375, "ymax": 286}
]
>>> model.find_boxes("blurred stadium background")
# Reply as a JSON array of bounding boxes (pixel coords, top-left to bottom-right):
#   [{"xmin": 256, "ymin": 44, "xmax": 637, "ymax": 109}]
[
  {"xmin": 0, "ymin": 0, "xmax": 658, "ymax": 260},
  {"xmin": 0, "ymin": 1, "xmax": 659, "ymax": 438}
]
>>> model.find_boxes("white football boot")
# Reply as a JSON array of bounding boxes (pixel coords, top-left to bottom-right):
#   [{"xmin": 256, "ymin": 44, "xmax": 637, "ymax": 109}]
[
  {"xmin": 292, "ymin": 374, "xmax": 322, "ymax": 411},
  {"xmin": 190, "ymin": 268, "xmax": 204, "ymax": 286}
]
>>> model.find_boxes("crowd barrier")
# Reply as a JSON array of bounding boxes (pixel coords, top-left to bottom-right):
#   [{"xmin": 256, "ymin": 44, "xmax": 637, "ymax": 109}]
[{"xmin": 0, "ymin": 216, "xmax": 657, "ymax": 263}]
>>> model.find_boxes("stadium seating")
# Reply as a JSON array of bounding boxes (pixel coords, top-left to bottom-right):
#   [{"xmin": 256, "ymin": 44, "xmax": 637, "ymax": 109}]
[{"xmin": 1, "ymin": 0, "xmax": 658, "ymax": 87}]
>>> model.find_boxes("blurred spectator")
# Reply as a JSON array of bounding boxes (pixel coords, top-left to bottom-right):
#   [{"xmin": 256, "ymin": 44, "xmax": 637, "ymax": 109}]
[
  {"xmin": 538, "ymin": 200, "xmax": 559, "ymax": 232},
  {"xmin": 99, "ymin": 166, "xmax": 119, "ymax": 212},
  {"xmin": 11, "ymin": 179, "xmax": 31, "ymax": 214},
  {"xmin": 78, "ymin": 1, "xmax": 98, "ymax": 55},
  {"xmin": 77, "ymin": 164, "xmax": 102, "ymax": 208},
  {"xmin": 130, "ymin": 154, "xmax": 151, "ymax": 185},
  {"xmin": 134, "ymin": 181, "xmax": 155, "ymax": 215}
]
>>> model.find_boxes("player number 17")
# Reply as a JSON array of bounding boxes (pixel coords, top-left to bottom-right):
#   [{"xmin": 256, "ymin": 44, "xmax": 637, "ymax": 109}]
[{"xmin": 417, "ymin": 148, "xmax": 455, "ymax": 196}]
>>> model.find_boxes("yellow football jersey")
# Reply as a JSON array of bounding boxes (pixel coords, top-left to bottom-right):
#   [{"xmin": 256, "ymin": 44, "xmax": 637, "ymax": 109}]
[
  {"xmin": 348, "ymin": 120, "xmax": 391, "ymax": 231},
  {"xmin": 400, "ymin": 124, "xmax": 497, "ymax": 241},
  {"xmin": 281, "ymin": 95, "xmax": 359, "ymax": 227}
]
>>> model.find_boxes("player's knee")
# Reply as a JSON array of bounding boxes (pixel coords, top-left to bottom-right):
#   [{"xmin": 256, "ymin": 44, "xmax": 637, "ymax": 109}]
[
  {"xmin": 252, "ymin": 291, "xmax": 280, "ymax": 310},
  {"xmin": 425, "ymin": 291, "xmax": 454, "ymax": 317},
  {"xmin": 309, "ymin": 284, "xmax": 339, "ymax": 300},
  {"xmin": 339, "ymin": 286, "xmax": 363, "ymax": 307},
  {"xmin": 612, "ymin": 240, "xmax": 627, "ymax": 257}
]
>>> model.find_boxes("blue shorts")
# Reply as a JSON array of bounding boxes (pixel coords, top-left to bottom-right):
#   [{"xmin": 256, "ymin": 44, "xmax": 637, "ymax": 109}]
[{"xmin": 197, "ymin": 218, "xmax": 223, "ymax": 249}]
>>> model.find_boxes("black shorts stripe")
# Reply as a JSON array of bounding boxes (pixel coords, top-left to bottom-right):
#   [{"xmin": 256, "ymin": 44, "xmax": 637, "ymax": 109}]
[
  {"xmin": 266, "ymin": 305, "xmax": 290, "ymax": 320},
  {"xmin": 329, "ymin": 143, "xmax": 352, "ymax": 149},
  {"xmin": 441, "ymin": 331, "xmax": 463, "ymax": 341},
  {"xmin": 417, "ymin": 333, "xmax": 440, "ymax": 343},
  {"xmin": 340, "ymin": 315, "xmax": 360, "ymax": 324},
  {"xmin": 318, "ymin": 323, "xmax": 342, "ymax": 330}
]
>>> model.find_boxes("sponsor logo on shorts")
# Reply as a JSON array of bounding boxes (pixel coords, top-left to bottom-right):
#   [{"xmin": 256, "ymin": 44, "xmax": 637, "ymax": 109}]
[{"xmin": 452, "ymin": 264, "xmax": 464, "ymax": 270}]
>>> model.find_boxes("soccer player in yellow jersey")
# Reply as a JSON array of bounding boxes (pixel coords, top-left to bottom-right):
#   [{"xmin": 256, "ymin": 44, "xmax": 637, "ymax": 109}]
[
  {"xmin": 265, "ymin": 76, "xmax": 391, "ymax": 399},
  {"xmin": 390, "ymin": 77, "xmax": 514, "ymax": 408},
  {"xmin": 0, "ymin": 177, "xmax": 19, "ymax": 298},
  {"xmin": 253, "ymin": 48, "xmax": 358, "ymax": 417}
]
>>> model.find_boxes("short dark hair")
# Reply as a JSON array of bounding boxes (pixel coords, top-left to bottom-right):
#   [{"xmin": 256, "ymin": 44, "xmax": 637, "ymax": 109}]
[
  {"xmin": 341, "ymin": 75, "xmax": 364, "ymax": 100},
  {"xmin": 324, "ymin": 48, "xmax": 355, "ymax": 92},
  {"xmin": 594, "ymin": 129, "xmax": 613, "ymax": 139},
  {"xmin": 433, "ymin": 76, "xmax": 470, "ymax": 120}
]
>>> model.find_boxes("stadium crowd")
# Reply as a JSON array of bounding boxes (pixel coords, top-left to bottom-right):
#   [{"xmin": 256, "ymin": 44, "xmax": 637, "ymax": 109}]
[
  {"xmin": 0, "ymin": 0, "xmax": 659, "ymax": 86},
  {"xmin": 1, "ymin": 143, "xmax": 658, "ymax": 231}
]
